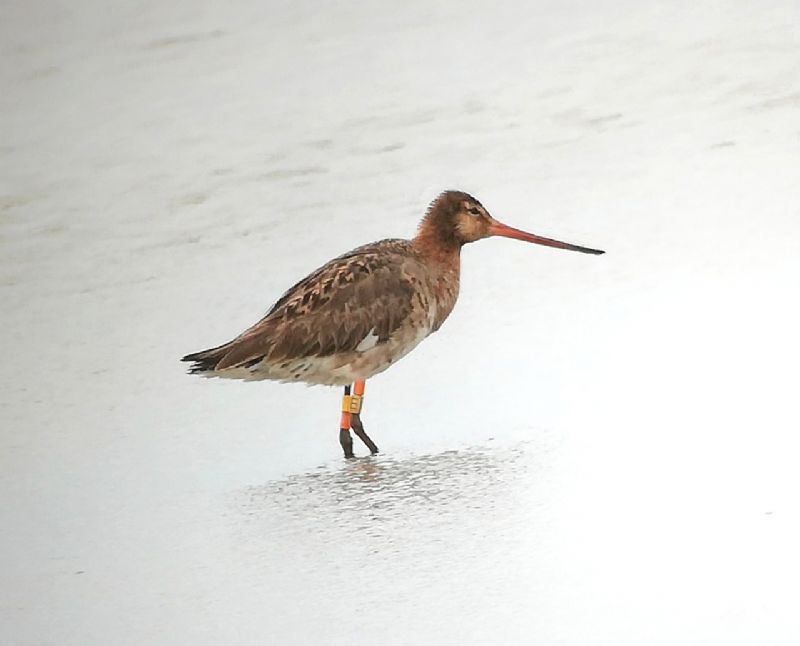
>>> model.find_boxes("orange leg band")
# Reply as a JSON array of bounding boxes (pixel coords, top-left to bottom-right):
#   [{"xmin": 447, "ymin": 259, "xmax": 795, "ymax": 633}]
[
  {"xmin": 354, "ymin": 380, "xmax": 365, "ymax": 397},
  {"xmin": 340, "ymin": 381, "xmax": 366, "ymax": 429}
]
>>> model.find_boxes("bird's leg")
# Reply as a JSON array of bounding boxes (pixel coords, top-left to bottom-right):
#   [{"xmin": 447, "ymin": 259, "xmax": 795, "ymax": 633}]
[
  {"xmin": 339, "ymin": 385, "xmax": 355, "ymax": 458},
  {"xmin": 349, "ymin": 379, "xmax": 379, "ymax": 455}
]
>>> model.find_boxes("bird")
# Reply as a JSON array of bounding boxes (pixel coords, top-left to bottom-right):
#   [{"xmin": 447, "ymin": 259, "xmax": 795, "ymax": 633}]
[{"xmin": 182, "ymin": 190, "xmax": 604, "ymax": 457}]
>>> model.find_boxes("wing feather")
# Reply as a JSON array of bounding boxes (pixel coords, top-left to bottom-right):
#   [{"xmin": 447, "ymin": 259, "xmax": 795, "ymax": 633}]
[{"xmin": 211, "ymin": 240, "xmax": 417, "ymax": 371}]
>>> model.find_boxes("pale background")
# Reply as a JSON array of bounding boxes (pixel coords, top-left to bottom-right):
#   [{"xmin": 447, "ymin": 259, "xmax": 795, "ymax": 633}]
[{"xmin": 2, "ymin": 1, "xmax": 799, "ymax": 644}]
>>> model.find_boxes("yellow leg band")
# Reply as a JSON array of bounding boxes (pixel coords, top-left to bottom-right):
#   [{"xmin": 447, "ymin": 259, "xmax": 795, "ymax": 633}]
[{"xmin": 341, "ymin": 394, "xmax": 363, "ymax": 414}]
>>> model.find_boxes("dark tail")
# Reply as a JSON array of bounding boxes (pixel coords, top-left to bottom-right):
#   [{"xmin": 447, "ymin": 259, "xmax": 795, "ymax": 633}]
[{"xmin": 181, "ymin": 343, "xmax": 232, "ymax": 374}]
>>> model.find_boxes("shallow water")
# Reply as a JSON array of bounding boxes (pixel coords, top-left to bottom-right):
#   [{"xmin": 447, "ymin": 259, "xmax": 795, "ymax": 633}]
[{"xmin": 2, "ymin": 0, "xmax": 800, "ymax": 644}]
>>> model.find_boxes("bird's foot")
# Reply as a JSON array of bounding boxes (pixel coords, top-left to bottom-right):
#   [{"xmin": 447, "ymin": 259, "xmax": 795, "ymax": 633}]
[
  {"xmin": 350, "ymin": 413, "xmax": 379, "ymax": 455},
  {"xmin": 339, "ymin": 428, "xmax": 355, "ymax": 458}
]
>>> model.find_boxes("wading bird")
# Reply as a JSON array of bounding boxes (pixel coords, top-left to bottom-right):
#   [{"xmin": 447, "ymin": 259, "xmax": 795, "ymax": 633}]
[{"xmin": 182, "ymin": 191, "xmax": 604, "ymax": 457}]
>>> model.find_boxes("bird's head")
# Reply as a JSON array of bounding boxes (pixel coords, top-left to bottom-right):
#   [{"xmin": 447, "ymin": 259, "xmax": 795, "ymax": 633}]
[{"xmin": 416, "ymin": 190, "xmax": 605, "ymax": 254}]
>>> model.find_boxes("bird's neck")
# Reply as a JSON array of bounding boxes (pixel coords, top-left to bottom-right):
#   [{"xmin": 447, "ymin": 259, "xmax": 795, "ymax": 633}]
[{"xmin": 412, "ymin": 218, "xmax": 462, "ymax": 270}]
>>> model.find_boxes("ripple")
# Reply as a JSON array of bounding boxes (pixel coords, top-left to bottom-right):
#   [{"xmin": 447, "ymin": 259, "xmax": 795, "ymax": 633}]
[{"xmin": 234, "ymin": 443, "xmax": 530, "ymax": 545}]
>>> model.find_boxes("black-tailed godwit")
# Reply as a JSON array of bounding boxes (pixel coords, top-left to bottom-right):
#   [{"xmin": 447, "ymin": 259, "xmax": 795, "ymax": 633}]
[{"xmin": 182, "ymin": 191, "xmax": 604, "ymax": 457}]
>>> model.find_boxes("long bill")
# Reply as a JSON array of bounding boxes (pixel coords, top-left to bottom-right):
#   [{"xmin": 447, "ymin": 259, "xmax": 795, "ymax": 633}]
[{"xmin": 488, "ymin": 221, "xmax": 605, "ymax": 255}]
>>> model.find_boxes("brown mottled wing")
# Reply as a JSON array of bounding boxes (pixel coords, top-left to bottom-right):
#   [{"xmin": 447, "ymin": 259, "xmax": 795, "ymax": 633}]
[{"xmin": 212, "ymin": 240, "xmax": 417, "ymax": 370}]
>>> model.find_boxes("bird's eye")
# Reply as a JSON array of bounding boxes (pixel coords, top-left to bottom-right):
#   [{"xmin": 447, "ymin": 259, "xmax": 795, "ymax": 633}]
[{"xmin": 466, "ymin": 207, "xmax": 481, "ymax": 216}]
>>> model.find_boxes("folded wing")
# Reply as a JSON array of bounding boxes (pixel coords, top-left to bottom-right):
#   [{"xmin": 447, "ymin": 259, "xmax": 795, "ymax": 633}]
[{"xmin": 182, "ymin": 240, "xmax": 418, "ymax": 373}]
